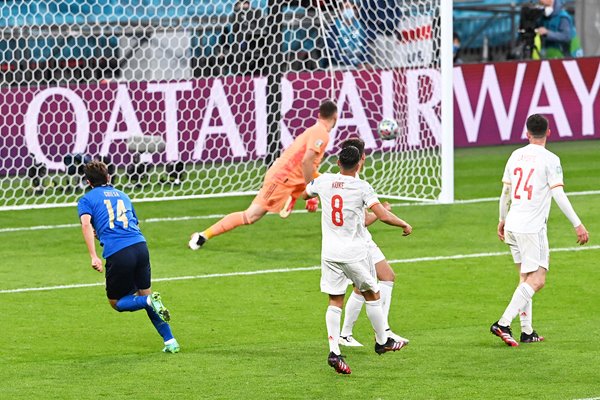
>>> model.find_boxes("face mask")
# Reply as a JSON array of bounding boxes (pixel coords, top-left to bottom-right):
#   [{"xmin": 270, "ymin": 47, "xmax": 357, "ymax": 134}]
[
  {"xmin": 343, "ymin": 8, "xmax": 355, "ymax": 20},
  {"xmin": 544, "ymin": 6, "xmax": 553, "ymax": 17}
]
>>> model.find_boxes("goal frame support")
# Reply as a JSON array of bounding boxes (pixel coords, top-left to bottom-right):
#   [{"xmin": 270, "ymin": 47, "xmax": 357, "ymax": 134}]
[{"xmin": 439, "ymin": 0, "xmax": 455, "ymax": 204}]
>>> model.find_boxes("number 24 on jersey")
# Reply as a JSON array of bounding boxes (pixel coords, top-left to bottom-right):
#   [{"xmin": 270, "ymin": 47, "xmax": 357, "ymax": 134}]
[{"xmin": 513, "ymin": 167, "xmax": 534, "ymax": 200}]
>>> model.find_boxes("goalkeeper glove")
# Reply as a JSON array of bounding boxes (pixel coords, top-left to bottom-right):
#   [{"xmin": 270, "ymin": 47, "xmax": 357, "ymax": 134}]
[{"xmin": 306, "ymin": 197, "xmax": 319, "ymax": 212}]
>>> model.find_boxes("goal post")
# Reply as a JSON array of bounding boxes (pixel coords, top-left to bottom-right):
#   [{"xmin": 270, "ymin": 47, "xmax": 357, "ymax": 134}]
[
  {"xmin": 0, "ymin": 0, "xmax": 454, "ymax": 210},
  {"xmin": 439, "ymin": 0, "xmax": 455, "ymax": 204}
]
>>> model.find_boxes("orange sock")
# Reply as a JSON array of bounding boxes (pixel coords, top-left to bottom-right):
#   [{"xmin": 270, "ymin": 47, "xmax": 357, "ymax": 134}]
[{"xmin": 202, "ymin": 212, "xmax": 249, "ymax": 239}]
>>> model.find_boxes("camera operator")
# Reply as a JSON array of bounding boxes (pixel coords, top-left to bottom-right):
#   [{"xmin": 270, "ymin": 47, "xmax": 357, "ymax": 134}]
[{"xmin": 535, "ymin": 0, "xmax": 582, "ymax": 59}]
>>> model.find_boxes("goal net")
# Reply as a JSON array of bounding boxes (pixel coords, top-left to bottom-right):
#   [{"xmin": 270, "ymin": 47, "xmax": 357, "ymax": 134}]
[{"xmin": 0, "ymin": 0, "xmax": 452, "ymax": 210}]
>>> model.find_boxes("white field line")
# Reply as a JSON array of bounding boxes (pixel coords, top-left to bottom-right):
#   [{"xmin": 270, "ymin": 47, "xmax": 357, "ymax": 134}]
[
  {"xmin": 1, "ymin": 190, "xmax": 599, "ymax": 234},
  {"xmin": 1, "ymin": 245, "xmax": 599, "ymax": 295}
]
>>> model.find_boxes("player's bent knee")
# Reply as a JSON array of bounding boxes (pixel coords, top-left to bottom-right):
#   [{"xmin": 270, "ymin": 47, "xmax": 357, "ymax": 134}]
[
  {"xmin": 328, "ymin": 294, "xmax": 345, "ymax": 308},
  {"xmin": 375, "ymin": 261, "xmax": 395, "ymax": 282},
  {"xmin": 526, "ymin": 277, "xmax": 545, "ymax": 292},
  {"xmin": 361, "ymin": 290, "xmax": 380, "ymax": 302},
  {"xmin": 245, "ymin": 212, "xmax": 259, "ymax": 224},
  {"xmin": 245, "ymin": 203, "xmax": 268, "ymax": 223},
  {"xmin": 534, "ymin": 280, "xmax": 546, "ymax": 291}
]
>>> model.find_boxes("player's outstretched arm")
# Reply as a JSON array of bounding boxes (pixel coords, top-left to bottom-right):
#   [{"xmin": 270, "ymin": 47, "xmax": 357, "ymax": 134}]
[
  {"xmin": 80, "ymin": 214, "xmax": 103, "ymax": 273},
  {"xmin": 498, "ymin": 183, "xmax": 511, "ymax": 241},
  {"xmin": 370, "ymin": 203, "xmax": 412, "ymax": 236},
  {"xmin": 365, "ymin": 202, "xmax": 392, "ymax": 227},
  {"xmin": 301, "ymin": 190, "xmax": 315, "ymax": 200},
  {"xmin": 551, "ymin": 186, "xmax": 589, "ymax": 245}
]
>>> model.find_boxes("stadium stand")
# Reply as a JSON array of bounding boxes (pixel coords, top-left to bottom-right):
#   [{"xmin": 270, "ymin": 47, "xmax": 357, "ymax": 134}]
[{"xmin": 453, "ymin": 0, "xmax": 576, "ymax": 62}]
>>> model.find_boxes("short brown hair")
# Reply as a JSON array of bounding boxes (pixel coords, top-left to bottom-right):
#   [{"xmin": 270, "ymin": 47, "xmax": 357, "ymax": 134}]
[
  {"xmin": 319, "ymin": 100, "xmax": 338, "ymax": 119},
  {"xmin": 84, "ymin": 161, "xmax": 109, "ymax": 187},
  {"xmin": 341, "ymin": 137, "xmax": 365, "ymax": 157},
  {"xmin": 526, "ymin": 114, "xmax": 549, "ymax": 138}
]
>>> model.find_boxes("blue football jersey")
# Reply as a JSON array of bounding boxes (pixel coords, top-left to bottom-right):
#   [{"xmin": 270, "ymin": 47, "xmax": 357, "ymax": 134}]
[{"xmin": 77, "ymin": 186, "xmax": 146, "ymax": 258}]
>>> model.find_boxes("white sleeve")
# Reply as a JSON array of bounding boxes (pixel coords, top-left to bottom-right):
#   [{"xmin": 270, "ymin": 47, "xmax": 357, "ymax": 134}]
[
  {"xmin": 305, "ymin": 177, "xmax": 319, "ymax": 197},
  {"xmin": 551, "ymin": 186, "xmax": 582, "ymax": 228},
  {"xmin": 362, "ymin": 183, "xmax": 380, "ymax": 208},
  {"xmin": 499, "ymin": 183, "xmax": 511, "ymax": 221},
  {"xmin": 501, "ymin": 162, "xmax": 511, "ymax": 185},
  {"xmin": 546, "ymin": 156, "xmax": 564, "ymax": 189}
]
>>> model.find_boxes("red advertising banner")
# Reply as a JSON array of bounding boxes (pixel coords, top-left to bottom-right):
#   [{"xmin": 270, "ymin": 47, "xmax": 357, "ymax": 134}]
[
  {"xmin": 1, "ymin": 57, "xmax": 598, "ymax": 176},
  {"xmin": 454, "ymin": 57, "xmax": 600, "ymax": 146}
]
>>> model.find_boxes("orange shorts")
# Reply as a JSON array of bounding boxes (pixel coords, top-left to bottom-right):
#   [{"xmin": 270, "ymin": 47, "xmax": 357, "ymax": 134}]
[{"xmin": 252, "ymin": 179, "xmax": 305, "ymax": 213}]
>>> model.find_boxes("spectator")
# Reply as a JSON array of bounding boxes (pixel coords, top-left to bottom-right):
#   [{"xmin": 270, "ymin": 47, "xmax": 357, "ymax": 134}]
[
  {"xmin": 327, "ymin": 1, "xmax": 370, "ymax": 68},
  {"xmin": 536, "ymin": 0, "xmax": 582, "ymax": 59},
  {"xmin": 217, "ymin": 0, "xmax": 265, "ymax": 76},
  {"xmin": 359, "ymin": 0, "xmax": 403, "ymax": 68},
  {"xmin": 453, "ymin": 32, "xmax": 463, "ymax": 64}
]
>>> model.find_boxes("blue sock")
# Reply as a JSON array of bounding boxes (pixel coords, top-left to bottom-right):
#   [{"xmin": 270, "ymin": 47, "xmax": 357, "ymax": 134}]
[
  {"xmin": 115, "ymin": 295, "xmax": 148, "ymax": 312},
  {"xmin": 146, "ymin": 307, "xmax": 174, "ymax": 342}
]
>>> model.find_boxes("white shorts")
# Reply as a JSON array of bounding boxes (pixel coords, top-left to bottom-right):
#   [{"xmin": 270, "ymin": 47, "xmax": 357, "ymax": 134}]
[
  {"xmin": 367, "ymin": 239, "xmax": 386, "ymax": 265},
  {"xmin": 321, "ymin": 255, "xmax": 379, "ymax": 295},
  {"xmin": 504, "ymin": 228, "xmax": 549, "ymax": 273}
]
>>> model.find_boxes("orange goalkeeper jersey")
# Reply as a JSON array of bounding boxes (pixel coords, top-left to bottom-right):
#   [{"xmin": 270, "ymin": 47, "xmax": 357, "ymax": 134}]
[{"xmin": 266, "ymin": 121, "xmax": 329, "ymax": 187}]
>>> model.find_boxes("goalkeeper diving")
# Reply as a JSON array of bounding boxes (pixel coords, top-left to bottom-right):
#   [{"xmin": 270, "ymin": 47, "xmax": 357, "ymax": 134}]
[{"xmin": 188, "ymin": 100, "xmax": 338, "ymax": 249}]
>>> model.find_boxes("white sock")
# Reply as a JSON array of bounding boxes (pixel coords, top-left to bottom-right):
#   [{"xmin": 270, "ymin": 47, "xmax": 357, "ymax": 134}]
[
  {"xmin": 519, "ymin": 299, "xmax": 533, "ymax": 335},
  {"xmin": 365, "ymin": 299, "xmax": 388, "ymax": 345},
  {"xmin": 340, "ymin": 292, "xmax": 365, "ymax": 337},
  {"xmin": 326, "ymin": 306, "xmax": 342, "ymax": 355},
  {"xmin": 379, "ymin": 281, "xmax": 394, "ymax": 329},
  {"xmin": 499, "ymin": 283, "xmax": 535, "ymax": 327}
]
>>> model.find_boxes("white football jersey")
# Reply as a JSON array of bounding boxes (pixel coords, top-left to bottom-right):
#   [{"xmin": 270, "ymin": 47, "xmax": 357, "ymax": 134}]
[
  {"xmin": 305, "ymin": 173, "xmax": 380, "ymax": 262},
  {"xmin": 502, "ymin": 144, "xmax": 564, "ymax": 233},
  {"xmin": 355, "ymin": 172, "xmax": 374, "ymax": 243}
]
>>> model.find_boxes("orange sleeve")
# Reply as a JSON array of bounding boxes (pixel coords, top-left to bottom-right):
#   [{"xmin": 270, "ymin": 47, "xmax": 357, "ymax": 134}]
[{"xmin": 306, "ymin": 127, "xmax": 329, "ymax": 155}]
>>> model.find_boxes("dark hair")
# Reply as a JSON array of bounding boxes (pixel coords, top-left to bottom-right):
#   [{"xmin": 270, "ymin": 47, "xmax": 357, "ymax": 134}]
[
  {"xmin": 453, "ymin": 32, "xmax": 460, "ymax": 42},
  {"xmin": 84, "ymin": 161, "xmax": 109, "ymax": 187},
  {"xmin": 526, "ymin": 114, "xmax": 549, "ymax": 138},
  {"xmin": 319, "ymin": 100, "xmax": 338, "ymax": 120},
  {"xmin": 341, "ymin": 137, "xmax": 365, "ymax": 157},
  {"xmin": 338, "ymin": 145, "xmax": 360, "ymax": 170}
]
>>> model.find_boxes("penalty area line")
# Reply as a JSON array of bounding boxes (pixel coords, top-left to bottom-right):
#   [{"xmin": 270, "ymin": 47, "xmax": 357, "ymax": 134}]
[{"xmin": 1, "ymin": 245, "xmax": 599, "ymax": 295}]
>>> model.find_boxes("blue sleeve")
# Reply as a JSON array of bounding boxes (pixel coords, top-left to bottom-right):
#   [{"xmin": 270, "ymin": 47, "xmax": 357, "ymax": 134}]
[
  {"xmin": 546, "ymin": 17, "xmax": 572, "ymax": 44},
  {"xmin": 77, "ymin": 196, "xmax": 92, "ymax": 218},
  {"xmin": 131, "ymin": 203, "xmax": 139, "ymax": 224}
]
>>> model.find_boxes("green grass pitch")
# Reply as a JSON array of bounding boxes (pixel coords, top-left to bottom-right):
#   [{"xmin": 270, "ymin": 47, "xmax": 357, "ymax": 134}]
[{"xmin": 1, "ymin": 140, "xmax": 599, "ymax": 399}]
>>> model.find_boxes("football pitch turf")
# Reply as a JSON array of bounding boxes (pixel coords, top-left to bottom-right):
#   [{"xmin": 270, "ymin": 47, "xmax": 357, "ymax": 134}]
[{"xmin": 1, "ymin": 140, "xmax": 599, "ymax": 399}]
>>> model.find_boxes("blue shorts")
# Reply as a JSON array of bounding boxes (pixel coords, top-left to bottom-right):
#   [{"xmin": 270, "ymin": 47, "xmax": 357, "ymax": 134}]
[{"xmin": 105, "ymin": 242, "xmax": 151, "ymax": 299}]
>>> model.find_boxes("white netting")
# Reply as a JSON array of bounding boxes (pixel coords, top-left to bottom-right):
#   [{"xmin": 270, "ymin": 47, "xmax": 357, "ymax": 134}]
[{"xmin": 0, "ymin": 0, "xmax": 445, "ymax": 209}]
